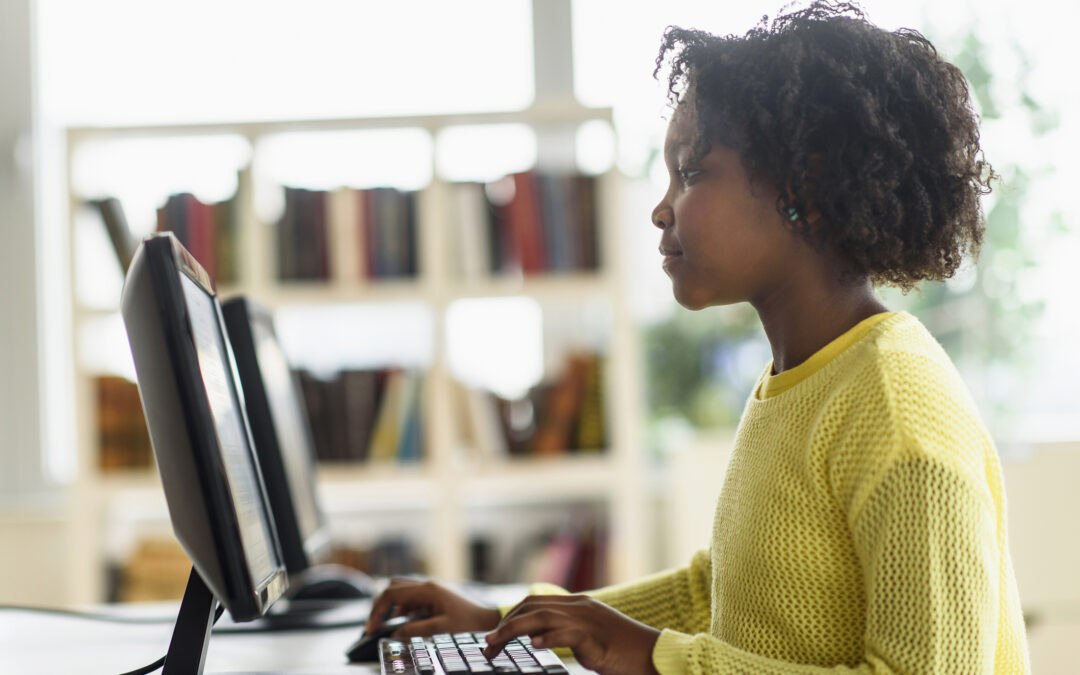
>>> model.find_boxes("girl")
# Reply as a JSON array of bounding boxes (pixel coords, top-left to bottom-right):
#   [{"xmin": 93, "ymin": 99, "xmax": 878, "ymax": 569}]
[{"xmin": 366, "ymin": 2, "xmax": 1030, "ymax": 672}]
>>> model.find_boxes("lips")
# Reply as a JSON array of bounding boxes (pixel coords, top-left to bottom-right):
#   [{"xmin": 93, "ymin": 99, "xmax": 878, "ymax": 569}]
[{"xmin": 660, "ymin": 244, "xmax": 682, "ymax": 272}]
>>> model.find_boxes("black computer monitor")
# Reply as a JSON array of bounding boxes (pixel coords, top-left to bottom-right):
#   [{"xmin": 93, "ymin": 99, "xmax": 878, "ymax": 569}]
[
  {"xmin": 122, "ymin": 233, "xmax": 288, "ymax": 673},
  {"xmin": 221, "ymin": 297, "xmax": 329, "ymax": 575},
  {"xmin": 221, "ymin": 296, "xmax": 376, "ymax": 602}
]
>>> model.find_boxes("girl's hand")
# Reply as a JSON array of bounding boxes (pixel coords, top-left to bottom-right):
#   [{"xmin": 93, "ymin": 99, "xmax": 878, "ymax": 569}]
[
  {"xmin": 365, "ymin": 577, "xmax": 501, "ymax": 638},
  {"xmin": 482, "ymin": 594, "xmax": 661, "ymax": 675}
]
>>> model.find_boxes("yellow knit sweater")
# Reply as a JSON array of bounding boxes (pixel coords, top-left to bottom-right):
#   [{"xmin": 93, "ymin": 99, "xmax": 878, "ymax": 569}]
[{"xmin": 585, "ymin": 312, "xmax": 1029, "ymax": 674}]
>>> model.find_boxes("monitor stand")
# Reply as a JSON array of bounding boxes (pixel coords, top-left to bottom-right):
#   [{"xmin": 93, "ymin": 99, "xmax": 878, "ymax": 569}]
[{"xmin": 164, "ymin": 567, "xmax": 218, "ymax": 675}]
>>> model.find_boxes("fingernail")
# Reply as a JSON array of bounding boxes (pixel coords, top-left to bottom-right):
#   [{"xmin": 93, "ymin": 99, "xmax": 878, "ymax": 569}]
[{"xmin": 532, "ymin": 636, "xmax": 544, "ymax": 647}]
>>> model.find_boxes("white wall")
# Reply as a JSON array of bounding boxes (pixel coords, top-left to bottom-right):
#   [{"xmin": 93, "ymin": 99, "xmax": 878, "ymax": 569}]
[{"xmin": 0, "ymin": 0, "xmax": 46, "ymax": 503}]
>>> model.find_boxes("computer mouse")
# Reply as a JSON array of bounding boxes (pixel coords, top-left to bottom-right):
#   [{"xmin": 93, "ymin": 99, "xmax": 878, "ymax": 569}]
[{"xmin": 345, "ymin": 614, "xmax": 416, "ymax": 662}]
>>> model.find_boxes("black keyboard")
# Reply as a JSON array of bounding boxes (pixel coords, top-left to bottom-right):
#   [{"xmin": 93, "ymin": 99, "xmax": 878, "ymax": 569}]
[{"xmin": 379, "ymin": 631, "xmax": 571, "ymax": 675}]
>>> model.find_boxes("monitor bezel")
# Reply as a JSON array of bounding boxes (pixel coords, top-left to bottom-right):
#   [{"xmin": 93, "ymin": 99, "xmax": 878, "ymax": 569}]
[
  {"xmin": 221, "ymin": 295, "xmax": 332, "ymax": 574},
  {"xmin": 122, "ymin": 232, "xmax": 287, "ymax": 622}
]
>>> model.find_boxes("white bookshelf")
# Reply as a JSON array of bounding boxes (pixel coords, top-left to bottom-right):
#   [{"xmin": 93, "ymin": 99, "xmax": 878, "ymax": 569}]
[{"xmin": 64, "ymin": 103, "xmax": 651, "ymax": 604}]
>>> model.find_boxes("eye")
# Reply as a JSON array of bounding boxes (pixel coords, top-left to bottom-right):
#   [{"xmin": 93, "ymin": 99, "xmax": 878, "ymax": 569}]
[{"xmin": 676, "ymin": 166, "xmax": 702, "ymax": 184}]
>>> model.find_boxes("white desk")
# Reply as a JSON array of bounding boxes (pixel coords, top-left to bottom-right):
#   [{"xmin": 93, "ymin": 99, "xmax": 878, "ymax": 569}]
[
  {"xmin": 0, "ymin": 592, "xmax": 593, "ymax": 675},
  {"xmin": 1, "ymin": 605, "xmax": 373, "ymax": 674}
]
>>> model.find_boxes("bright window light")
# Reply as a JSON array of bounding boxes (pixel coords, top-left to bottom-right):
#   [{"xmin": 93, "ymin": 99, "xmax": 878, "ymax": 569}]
[
  {"xmin": 446, "ymin": 297, "xmax": 544, "ymax": 400},
  {"xmin": 37, "ymin": 0, "xmax": 534, "ymax": 126},
  {"xmin": 436, "ymin": 125, "xmax": 537, "ymax": 183},
  {"xmin": 273, "ymin": 302, "xmax": 434, "ymax": 375}
]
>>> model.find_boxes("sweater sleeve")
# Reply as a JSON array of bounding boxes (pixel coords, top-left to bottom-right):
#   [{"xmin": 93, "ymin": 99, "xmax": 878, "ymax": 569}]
[
  {"xmin": 651, "ymin": 457, "xmax": 1002, "ymax": 675},
  {"xmin": 587, "ymin": 547, "xmax": 713, "ymax": 635},
  {"xmin": 504, "ymin": 548, "xmax": 713, "ymax": 635}
]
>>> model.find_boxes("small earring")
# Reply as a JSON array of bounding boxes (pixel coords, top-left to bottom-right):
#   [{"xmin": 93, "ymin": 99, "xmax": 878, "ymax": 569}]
[{"xmin": 785, "ymin": 207, "xmax": 800, "ymax": 222}]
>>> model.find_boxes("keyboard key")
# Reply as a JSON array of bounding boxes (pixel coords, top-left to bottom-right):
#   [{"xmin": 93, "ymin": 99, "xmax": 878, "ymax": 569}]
[{"xmin": 532, "ymin": 650, "xmax": 562, "ymax": 667}]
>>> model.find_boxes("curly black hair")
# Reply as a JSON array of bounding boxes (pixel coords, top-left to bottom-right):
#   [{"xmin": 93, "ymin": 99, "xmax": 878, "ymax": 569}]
[{"xmin": 655, "ymin": 1, "xmax": 993, "ymax": 290}]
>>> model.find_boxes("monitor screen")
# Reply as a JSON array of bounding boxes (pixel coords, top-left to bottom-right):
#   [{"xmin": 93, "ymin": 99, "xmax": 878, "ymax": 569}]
[
  {"xmin": 122, "ymin": 233, "xmax": 287, "ymax": 622},
  {"xmin": 181, "ymin": 278, "xmax": 280, "ymax": 589},
  {"xmin": 222, "ymin": 297, "xmax": 329, "ymax": 573}
]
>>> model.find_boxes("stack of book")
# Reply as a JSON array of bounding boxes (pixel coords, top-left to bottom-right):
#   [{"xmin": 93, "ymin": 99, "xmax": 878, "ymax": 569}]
[
  {"xmin": 277, "ymin": 186, "xmax": 419, "ymax": 282},
  {"xmin": 113, "ymin": 537, "xmax": 191, "ymax": 603},
  {"xmin": 155, "ymin": 191, "xmax": 241, "ymax": 285},
  {"xmin": 326, "ymin": 539, "xmax": 426, "ymax": 578},
  {"xmin": 448, "ymin": 171, "xmax": 600, "ymax": 279},
  {"xmin": 469, "ymin": 512, "xmax": 607, "ymax": 591},
  {"xmin": 96, "ymin": 375, "xmax": 154, "ymax": 471},
  {"xmin": 295, "ymin": 368, "xmax": 424, "ymax": 464},
  {"xmin": 453, "ymin": 352, "xmax": 607, "ymax": 460}
]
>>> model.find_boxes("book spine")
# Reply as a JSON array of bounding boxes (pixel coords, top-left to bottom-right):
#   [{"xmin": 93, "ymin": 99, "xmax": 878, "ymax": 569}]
[
  {"xmin": 509, "ymin": 172, "xmax": 546, "ymax": 274},
  {"xmin": 278, "ymin": 187, "xmax": 298, "ymax": 280},
  {"xmin": 96, "ymin": 376, "xmax": 153, "ymax": 471}
]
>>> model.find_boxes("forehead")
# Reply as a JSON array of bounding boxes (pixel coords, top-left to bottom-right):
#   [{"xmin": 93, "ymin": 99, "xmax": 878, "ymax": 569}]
[{"xmin": 663, "ymin": 104, "xmax": 700, "ymax": 156}]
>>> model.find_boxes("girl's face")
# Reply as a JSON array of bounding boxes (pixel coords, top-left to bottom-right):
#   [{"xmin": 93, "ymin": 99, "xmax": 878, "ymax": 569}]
[{"xmin": 652, "ymin": 104, "xmax": 801, "ymax": 310}]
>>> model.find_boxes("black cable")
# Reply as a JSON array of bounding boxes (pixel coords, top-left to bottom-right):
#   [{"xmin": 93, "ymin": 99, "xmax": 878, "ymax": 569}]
[
  {"xmin": 116, "ymin": 655, "xmax": 166, "ymax": 675},
  {"xmin": 115, "ymin": 605, "xmax": 226, "ymax": 675}
]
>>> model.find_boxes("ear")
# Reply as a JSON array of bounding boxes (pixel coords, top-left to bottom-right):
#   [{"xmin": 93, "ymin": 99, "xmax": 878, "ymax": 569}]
[{"xmin": 782, "ymin": 153, "xmax": 824, "ymax": 228}]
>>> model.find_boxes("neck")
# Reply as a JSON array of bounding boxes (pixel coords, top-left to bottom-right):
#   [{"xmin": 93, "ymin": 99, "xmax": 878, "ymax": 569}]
[{"xmin": 752, "ymin": 276, "xmax": 888, "ymax": 375}]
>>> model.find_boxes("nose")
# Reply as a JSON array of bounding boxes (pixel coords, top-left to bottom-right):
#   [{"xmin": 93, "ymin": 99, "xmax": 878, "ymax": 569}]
[{"xmin": 651, "ymin": 200, "xmax": 672, "ymax": 230}]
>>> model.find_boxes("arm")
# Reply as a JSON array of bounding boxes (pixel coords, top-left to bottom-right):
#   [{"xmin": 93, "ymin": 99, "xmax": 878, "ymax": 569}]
[
  {"xmin": 510, "ymin": 547, "xmax": 714, "ymax": 636},
  {"xmin": 587, "ymin": 547, "xmax": 714, "ymax": 635}
]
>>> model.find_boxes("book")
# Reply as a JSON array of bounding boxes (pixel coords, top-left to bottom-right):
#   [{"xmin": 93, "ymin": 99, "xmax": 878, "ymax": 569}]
[
  {"xmin": 214, "ymin": 190, "xmax": 239, "ymax": 285},
  {"xmin": 277, "ymin": 187, "xmax": 299, "ymax": 280},
  {"xmin": 89, "ymin": 197, "xmax": 136, "ymax": 273},
  {"xmin": 449, "ymin": 182, "xmax": 491, "ymax": 281},
  {"xmin": 116, "ymin": 537, "xmax": 192, "ymax": 602},
  {"xmin": 573, "ymin": 175, "xmax": 600, "ymax": 270},
  {"xmin": 572, "ymin": 353, "xmax": 606, "ymax": 452},
  {"xmin": 328, "ymin": 187, "xmax": 364, "ymax": 284},
  {"xmin": 367, "ymin": 370, "xmax": 408, "ymax": 463},
  {"xmin": 530, "ymin": 354, "xmax": 589, "ymax": 456},
  {"xmin": 297, "ymin": 370, "xmax": 333, "ymax": 461},
  {"xmin": 507, "ymin": 172, "xmax": 546, "ymax": 274},
  {"xmin": 396, "ymin": 373, "xmax": 424, "ymax": 463},
  {"xmin": 340, "ymin": 369, "xmax": 382, "ymax": 462},
  {"xmin": 96, "ymin": 375, "xmax": 153, "ymax": 471},
  {"xmin": 456, "ymin": 381, "xmax": 510, "ymax": 462}
]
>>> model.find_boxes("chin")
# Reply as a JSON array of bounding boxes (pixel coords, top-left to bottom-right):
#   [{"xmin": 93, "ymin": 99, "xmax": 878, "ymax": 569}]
[
  {"xmin": 671, "ymin": 284, "xmax": 737, "ymax": 311},
  {"xmin": 671, "ymin": 287, "xmax": 713, "ymax": 311}
]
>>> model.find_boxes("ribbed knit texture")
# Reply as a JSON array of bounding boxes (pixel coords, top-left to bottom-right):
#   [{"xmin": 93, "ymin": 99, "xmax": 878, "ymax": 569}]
[{"xmin": 582, "ymin": 312, "xmax": 1029, "ymax": 674}]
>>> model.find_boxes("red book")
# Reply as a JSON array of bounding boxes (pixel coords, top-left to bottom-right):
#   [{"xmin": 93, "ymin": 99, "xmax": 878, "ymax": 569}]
[
  {"xmin": 192, "ymin": 196, "xmax": 217, "ymax": 281},
  {"xmin": 507, "ymin": 172, "xmax": 547, "ymax": 274}
]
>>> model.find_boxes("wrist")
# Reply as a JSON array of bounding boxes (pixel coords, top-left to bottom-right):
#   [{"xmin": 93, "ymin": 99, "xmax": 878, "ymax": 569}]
[
  {"xmin": 481, "ymin": 607, "xmax": 501, "ymax": 631},
  {"xmin": 641, "ymin": 627, "xmax": 662, "ymax": 675}
]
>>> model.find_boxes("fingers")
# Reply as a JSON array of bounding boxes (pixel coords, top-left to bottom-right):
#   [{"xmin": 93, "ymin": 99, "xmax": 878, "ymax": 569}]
[
  {"xmin": 483, "ymin": 604, "xmax": 576, "ymax": 660},
  {"xmin": 393, "ymin": 615, "xmax": 449, "ymax": 639},
  {"xmin": 501, "ymin": 594, "xmax": 582, "ymax": 624},
  {"xmin": 366, "ymin": 578, "xmax": 437, "ymax": 633}
]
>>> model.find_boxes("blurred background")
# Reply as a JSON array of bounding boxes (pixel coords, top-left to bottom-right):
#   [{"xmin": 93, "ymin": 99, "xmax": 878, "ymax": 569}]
[{"xmin": 1, "ymin": 0, "xmax": 1077, "ymax": 671}]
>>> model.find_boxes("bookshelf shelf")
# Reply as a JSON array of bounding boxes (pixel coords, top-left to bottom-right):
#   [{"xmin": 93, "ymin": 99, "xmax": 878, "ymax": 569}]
[
  {"xmin": 445, "ymin": 273, "xmax": 612, "ymax": 302},
  {"xmin": 256, "ymin": 280, "xmax": 433, "ymax": 308},
  {"xmin": 89, "ymin": 471, "xmax": 162, "ymax": 492},
  {"xmin": 458, "ymin": 455, "xmax": 613, "ymax": 505},
  {"xmin": 65, "ymin": 102, "xmax": 650, "ymax": 604}
]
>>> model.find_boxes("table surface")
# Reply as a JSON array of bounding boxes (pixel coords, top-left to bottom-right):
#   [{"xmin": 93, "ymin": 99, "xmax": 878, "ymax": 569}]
[{"xmin": 0, "ymin": 588, "xmax": 593, "ymax": 675}]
